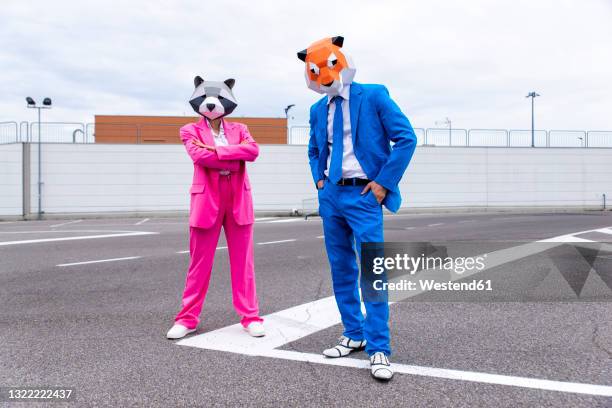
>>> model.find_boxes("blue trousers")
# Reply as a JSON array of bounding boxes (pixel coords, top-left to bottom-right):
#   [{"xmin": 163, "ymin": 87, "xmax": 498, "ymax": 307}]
[{"xmin": 318, "ymin": 181, "xmax": 390, "ymax": 356}]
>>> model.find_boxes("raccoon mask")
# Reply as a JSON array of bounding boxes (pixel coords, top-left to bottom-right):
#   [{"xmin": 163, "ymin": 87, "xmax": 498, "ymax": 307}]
[
  {"xmin": 296, "ymin": 36, "xmax": 356, "ymax": 96},
  {"xmin": 189, "ymin": 76, "xmax": 238, "ymax": 120}
]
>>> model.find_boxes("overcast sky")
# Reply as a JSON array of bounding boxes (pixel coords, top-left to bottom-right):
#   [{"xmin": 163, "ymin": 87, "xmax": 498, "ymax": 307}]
[{"xmin": 1, "ymin": 0, "xmax": 611, "ymax": 130}]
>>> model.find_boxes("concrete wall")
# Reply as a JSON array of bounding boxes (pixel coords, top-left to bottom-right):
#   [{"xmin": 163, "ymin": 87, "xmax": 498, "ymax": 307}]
[
  {"xmin": 1, "ymin": 143, "xmax": 610, "ymax": 217},
  {"xmin": 405, "ymin": 147, "xmax": 610, "ymax": 207},
  {"xmin": 0, "ymin": 143, "xmax": 23, "ymax": 216}
]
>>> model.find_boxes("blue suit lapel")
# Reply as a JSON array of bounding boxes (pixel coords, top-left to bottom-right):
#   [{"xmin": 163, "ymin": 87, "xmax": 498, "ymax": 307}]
[
  {"xmin": 317, "ymin": 99, "xmax": 328, "ymax": 144},
  {"xmin": 317, "ymin": 99, "xmax": 329, "ymax": 176},
  {"xmin": 349, "ymin": 83, "xmax": 362, "ymax": 147}
]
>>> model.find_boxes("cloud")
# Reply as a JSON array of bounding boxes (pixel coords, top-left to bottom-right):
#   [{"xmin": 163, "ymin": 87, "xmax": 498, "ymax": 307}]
[{"xmin": 1, "ymin": 0, "xmax": 611, "ymax": 131}]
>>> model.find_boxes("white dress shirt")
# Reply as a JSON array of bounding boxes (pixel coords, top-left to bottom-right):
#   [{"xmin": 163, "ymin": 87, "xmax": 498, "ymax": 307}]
[
  {"xmin": 207, "ymin": 119, "xmax": 230, "ymax": 175},
  {"xmin": 207, "ymin": 119, "xmax": 229, "ymax": 146},
  {"xmin": 324, "ymin": 84, "xmax": 367, "ymax": 179}
]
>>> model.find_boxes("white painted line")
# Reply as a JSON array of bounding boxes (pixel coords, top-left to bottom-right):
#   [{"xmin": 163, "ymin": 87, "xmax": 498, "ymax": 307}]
[
  {"xmin": 595, "ymin": 227, "xmax": 612, "ymax": 235},
  {"xmin": 0, "ymin": 231, "xmax": 158, "ymax": 246},
  {"xmin": 178, "ymin": 296, "xmax": 341, "ymax": 353},
  {"xmin": 269, "ymin": 219, "xmax": 302, "ymax": 224},
  {"xmin": 57, "ymin": 256, "xmax": 142, "ymax": 267},
  {"xmin": 178, "ymin": 292, "xmax": 612, "ymax": 396},
  {"xmin": 50, "ymin": 219, "xmax": 82, "ymax": 228},
  {"xmin": 458, "ymin": 220, "xmax": 475, "ymax": 223},
  {"xmin": 255, "ymin": 217, "xmax": 276, "ymax": 222},
  {"xmin": 316, "ymin": 235, "xmax": 325, "ymax": 239},
  {"xmin": 0, "ymin": 229, "xmax": 141, "ymax": 234},
  {"xmin": 178, "ymin": 225, "xmax": 612, "ymax": 396},
  {"xmin": 259, "ymin": 350, "xmax": 612, "ymax": 397},
  {"xmin": 134, "ymin": 218, "xmax": 150, "ymax": 225},
  {"xmin": 257, "ymin": 239, "xmax": 297, "ymax": 246},
  {"xmin": 541, "ymin": 235, "xmax": 594, "ymax": 243},
  {"xmin": 404, "ymin": 227, "xmax": 415, "ymax": 230},
  {"xmin": 427, "ymin": 223, "xmax": 444, "ymax": 227}
]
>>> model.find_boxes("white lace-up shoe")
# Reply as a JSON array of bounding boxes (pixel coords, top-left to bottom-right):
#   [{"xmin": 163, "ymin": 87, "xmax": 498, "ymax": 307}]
[
  {"xmin": 370, "ymin": 352, "xmax": 393, "ymax": 381},
  {"xmin": 322, "ymin": 336, "xmax": 367, "ymax": 358},
  {"xmin": 166, "ymin": 324, "xmax": 196, "ymax": 339},
  {"xmin": 245, "ymin": 321, "xmax": 265, "ymax": 337}
]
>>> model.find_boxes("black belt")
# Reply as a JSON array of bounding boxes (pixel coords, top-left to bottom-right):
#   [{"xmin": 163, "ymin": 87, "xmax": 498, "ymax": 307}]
[{"xmin": 334, "ymin": 177, "xmax": 371, "ymax": 186}]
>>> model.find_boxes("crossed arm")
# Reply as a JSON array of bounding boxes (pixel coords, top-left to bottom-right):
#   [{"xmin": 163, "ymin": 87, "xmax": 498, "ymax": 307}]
[
  {"xmin": 180, "ymin": 125, "xmax": 259, "ymax": 171},
  {"xmin": 215, "ymin": 125, "xmax": 259, "ymax": 162}
]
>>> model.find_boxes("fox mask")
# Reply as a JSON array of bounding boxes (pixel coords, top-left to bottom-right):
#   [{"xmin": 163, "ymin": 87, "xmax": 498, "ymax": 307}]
[{"xmin": 297, "ymin": 36, "xmax": 356, "ymax": 96}]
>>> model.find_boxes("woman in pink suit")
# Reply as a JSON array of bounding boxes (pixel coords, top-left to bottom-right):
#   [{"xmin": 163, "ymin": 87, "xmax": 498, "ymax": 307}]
[{"xmin": 167, "ymin": 76, "xmax": 264, "ymax": 339}]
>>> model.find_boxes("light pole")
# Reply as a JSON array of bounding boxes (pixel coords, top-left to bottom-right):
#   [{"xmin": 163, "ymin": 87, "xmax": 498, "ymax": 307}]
[
  {"xmin": 284, "ymin": 104, "xmax": 295, "ymax": 119},
  {"xmin": 26, "ymin": 96, "xmax": 52, "ymax": 219},
  {"xmin": 526, "ymin": 91, "xmax": 540, "ymax": 147},
  {"xmin": 435, "ymin": 117, "xmax": 452, "ymax": 146},
  {"xmin": 284, "ymin": 104, "xmax": 295, "ymax": 143}
]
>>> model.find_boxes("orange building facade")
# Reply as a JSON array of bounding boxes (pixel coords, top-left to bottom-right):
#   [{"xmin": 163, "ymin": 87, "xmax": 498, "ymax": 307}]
[{"xmin": 94, "ymin": 115, "xmax": 288, "ymax": 144}]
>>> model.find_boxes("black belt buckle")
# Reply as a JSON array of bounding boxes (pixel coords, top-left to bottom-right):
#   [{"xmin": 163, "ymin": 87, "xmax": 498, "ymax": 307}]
[{"xmin": 337, "ymin": 178, "xmax": 370, "ymax": 186}]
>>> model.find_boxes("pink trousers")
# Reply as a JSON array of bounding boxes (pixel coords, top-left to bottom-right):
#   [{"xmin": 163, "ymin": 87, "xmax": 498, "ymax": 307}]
[{"xmin": 175, "ymin": 175, "xmax": 262, "ymax": 329}]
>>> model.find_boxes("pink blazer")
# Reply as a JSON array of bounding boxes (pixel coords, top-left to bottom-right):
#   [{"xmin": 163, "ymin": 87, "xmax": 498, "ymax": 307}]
[{"xmin": 180, "ymin": 118, "xmax": 259, "ymax": 229}]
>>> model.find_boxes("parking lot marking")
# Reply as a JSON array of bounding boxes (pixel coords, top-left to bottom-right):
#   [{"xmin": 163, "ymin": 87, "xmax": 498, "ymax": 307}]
[
  {"xmin": 50, "ymin": 220, "xmax": 82, "ymax": 228},
  {"xmin": 259, "ymin": 350, "xmax": 612, "ymax": 397},
  {"xmin": 0, "ymin": 231, "xmax": 158, "ymax": 246},
  {"xmin": 257, "ymin": 239, "xmax": 297, "ymax": 245},
  {"xmin": 269, "ymin": 219, "xmax": 302, "ymax": 223},
  {"xmin": 427, "ymin": 223, "xmax": 444, "ymax": 227},
  {"xmin": 178, "ymin": 226, "xmax": 612, "ymax": 395},
  {"xmin": 135, "ymin": 218, "xmax": 150, "ymax": 225},
  {"xmin": 57, "ymin": 256, "xmax": 142, "ymax": 267}
]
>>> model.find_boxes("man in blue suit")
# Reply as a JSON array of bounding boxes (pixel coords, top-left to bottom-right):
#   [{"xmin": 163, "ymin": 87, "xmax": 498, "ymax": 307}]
[{"xmin": 297, "ymin": 36, "xmax": 417, "ymax": 381}]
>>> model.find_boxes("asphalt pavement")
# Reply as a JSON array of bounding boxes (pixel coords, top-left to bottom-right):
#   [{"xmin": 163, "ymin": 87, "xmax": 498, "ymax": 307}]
[{"xmin": 1, "ymin": 212, "xmax": 611, "ymax": 407}]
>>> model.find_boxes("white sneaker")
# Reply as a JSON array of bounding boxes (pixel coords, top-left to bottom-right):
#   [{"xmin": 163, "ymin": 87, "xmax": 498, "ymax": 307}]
[
  {"xmin": 323, "ymin": 336, "xmax": 367, "ymax": 358},
  {"xmin": 370, "ymin": 352, "xmax": 393, "ymax": 381},
  {"xmin": 245, "ymin": 321, "xmax": 265, "ymax": 337},
  {"xmin": 166, "ymin": 324, "xmax": 196, "ymax": 339}
]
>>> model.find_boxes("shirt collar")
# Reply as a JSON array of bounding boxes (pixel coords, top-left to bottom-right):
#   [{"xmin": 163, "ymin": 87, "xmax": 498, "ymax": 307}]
[
  {"xmin": 206, "ymin": 118, "xmax": 224, "ymax": 135},
  {"xmin": 326, "ymin": 84, "xmax": 351, "ymax": 105}
]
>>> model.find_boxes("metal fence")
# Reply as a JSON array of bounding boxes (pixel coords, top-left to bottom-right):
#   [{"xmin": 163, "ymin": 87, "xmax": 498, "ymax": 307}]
[
  {"xmin": 1, "ymin": 121, "xmax": 612, "ymax": 148},
  {"xmin": 289, "ymin": 126, "xmax": 612, "ymax": 148}
]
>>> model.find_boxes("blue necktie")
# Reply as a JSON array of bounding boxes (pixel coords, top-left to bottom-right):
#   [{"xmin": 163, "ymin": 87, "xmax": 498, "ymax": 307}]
[{"xmin": 328, "ymin": 96, "xmax": 344, "ymax": 183}]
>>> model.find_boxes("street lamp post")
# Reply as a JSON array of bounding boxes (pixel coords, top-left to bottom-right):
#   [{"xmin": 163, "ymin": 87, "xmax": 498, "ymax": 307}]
[
  {"xmin": 526, "ymin": 91, "xmax": 540, "ymax": 147},
  {"xmin": 284, "ymin": 104, "xmax": 295, "ymax": 143},
  {"xmin": 26, "ymin": 97, "xmax": 52, "ymax": 219},
  {"xmin": 435, "ymin": 117, "xmax": 452, "ymax": 146},
  {"xmin": 284, "ymin": 104, "xmax": 295, "ymax": 119}
]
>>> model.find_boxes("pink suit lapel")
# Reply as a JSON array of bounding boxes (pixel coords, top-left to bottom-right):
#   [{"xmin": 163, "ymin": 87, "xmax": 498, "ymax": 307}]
[
  {"xmin": 195, "ymin": 117, "xmax": 215, "ymax": 146},
  {"xmin": 221, "ymin": 119, "xmax": 240, "ymax": 145}
]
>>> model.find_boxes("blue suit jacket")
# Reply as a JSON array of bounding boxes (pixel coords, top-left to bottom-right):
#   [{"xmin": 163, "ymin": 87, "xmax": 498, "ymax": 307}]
[{"xmin": 307, "ymin": 82, "xmax": 417, "ymax": 212}]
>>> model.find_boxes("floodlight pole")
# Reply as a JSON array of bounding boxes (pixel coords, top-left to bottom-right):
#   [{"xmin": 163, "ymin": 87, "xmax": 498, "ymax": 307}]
[
  {"xmin": 526, "ymin": 91, "xmax": 540, "ymax": 147},
  {"xmin": 37, "ymin": 106, "xmax": 42, "ymax": 219},
  {"xmin": 435, "ymin": 117, "xmax": 452, "ymax": 145},
  {"xmin": 26, "ymin": 97, "xmax": 52, "ymax": 219},
  {"xmin": 284, "ymin": 104, "xmax": 295, "ymax": 143}
]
